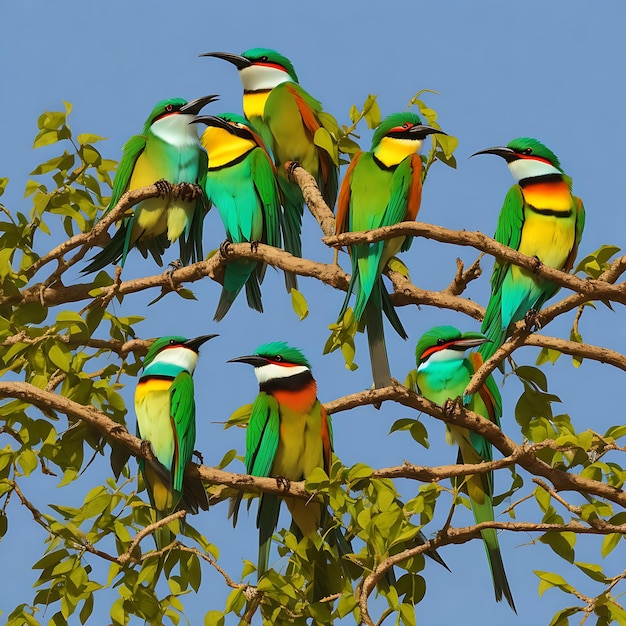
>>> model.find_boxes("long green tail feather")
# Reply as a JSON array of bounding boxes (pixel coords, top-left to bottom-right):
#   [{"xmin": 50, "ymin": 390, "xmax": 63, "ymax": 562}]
[
  {"xmin": 381, "ymin": 281, "xmax": 407, "ymax": 339},
  {"xmin": 484, "ymin": 532, "xmax": 516, "ymax": 612},
  {"xmin": 454, "ymin": 450, "xmax": 515, "ymax": 611},
  {"xmin": 214, "ymin": 260, "xmax": 261, "ymax": 321},
  {"xmin": 257, "ymin": 494, "xmax": 281, "ymax": 576},
  {"xmin": 278, "ymin": 179, "xmax": 304, "ymax": 291},
  {"xmin": 244, "ymin": 271, "xmax": 263, "ymax": 313}
]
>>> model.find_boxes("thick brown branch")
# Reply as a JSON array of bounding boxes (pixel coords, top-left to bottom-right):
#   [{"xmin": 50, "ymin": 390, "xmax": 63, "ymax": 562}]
[{"xmin": 324, "ymin": 222, "xmax": 626, "ymax": 304}]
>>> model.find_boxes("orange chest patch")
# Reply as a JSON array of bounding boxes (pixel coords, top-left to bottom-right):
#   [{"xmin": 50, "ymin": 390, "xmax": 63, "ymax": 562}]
[
  {"xmin": 273, "ymin": 385, "xmax": 317, "ymax": 414},
  {"xmin": 522, "ymin": 181, "xmax": 572, "ymax": 212}
]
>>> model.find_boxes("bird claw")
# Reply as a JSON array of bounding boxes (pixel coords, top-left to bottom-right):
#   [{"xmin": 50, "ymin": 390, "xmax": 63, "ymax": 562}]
[
  {"xmin": 287, "ymin": 161, "xmax": 302, "ymax": 180},
  {"xmin": 250, "ymin": 240, "xmax": 260, "ymax": 253},
  {"xmin": 532, "ymin": 255, "xmax": 543, "ymax": 273},
  {"xmin": 140, "ymin": 440, "xmax": 155, "ymax": 460},
  {"xmin": 442, "ymin": 397, "xmax": 461, "ymax": 417},
  {"xmin": 219, "ymin": 240, "xmax": 232, "ymax": 257},
  {"xmin": 524, "ymin": 308, "xmax": 542, "ymax": 331},
  {"xmin": 178, "ymin": 182, "xmax": 201, "ymax": 203},
  {"xmin": 193, "ymin": 450, "xmax": 204, "ymax": 464},
  {"xmin": 276, "ymin": 476, "xmax": 291, "ymax": 492},
  {"xmin": 155, "ymin": 179, "xmax": 173, "ymax": 198}
]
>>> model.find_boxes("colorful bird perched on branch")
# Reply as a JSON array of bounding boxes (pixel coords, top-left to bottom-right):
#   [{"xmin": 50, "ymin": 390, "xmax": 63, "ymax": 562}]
[
  {"xmin": 414, "ymin": 325, "xmax": 516, "ymax": 611},
  {"xmin": 84, "ymin": 95, "xmax": 218, "ymax": 273},
  {"xmin": 192, "ymin": 113, "xmax": 282, "ymax": 321},
  {"xmin": 336, "ymin": 112, "xmax": 444, "ymax": 388},
  {"xmin": 135, "ymin": 334, "xmax": 216, "ymax": 548},
  {"xmin": 472, "ymin": 138, "xmax": 585, "ymax": 363},
  {"xmin": 201, "ymin": 48, "xmax": 339, "ymax": 288},
  {"xmin": 228, "ymin": 341, "xmax": 335, "ymax": 578}
]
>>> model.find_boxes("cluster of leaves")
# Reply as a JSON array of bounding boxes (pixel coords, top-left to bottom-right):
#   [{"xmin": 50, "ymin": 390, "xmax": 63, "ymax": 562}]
[{"xmin": 0, "ymin": 98, "xmax": 625, "ymax": 626}]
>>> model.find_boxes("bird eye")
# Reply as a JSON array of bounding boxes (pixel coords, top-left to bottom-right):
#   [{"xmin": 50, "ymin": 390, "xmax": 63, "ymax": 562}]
[
  {"xmin": 523, "ymin": 147, "xmax": 533, "ymax": 155},
  {"xmin": 274, "ymin": 355, "xmax": 283, "ymax": 362},
  {"xmin": 165, "ymin": 104, "xmax": 173, "ymax": 112},
  {"xmin": 169, "ymin": 339, "xmax": 176, "ymax": 345},
  {"xmin": 260, "ymin": 56, "xmax": 268, "ymax": 62},
  {"xmin": 436, "ymin": 338, "xmax": 445, "ymax": 345},
  {"xmin": 402, "ymin": 123, "xmax": 410, "ymax": 129}
]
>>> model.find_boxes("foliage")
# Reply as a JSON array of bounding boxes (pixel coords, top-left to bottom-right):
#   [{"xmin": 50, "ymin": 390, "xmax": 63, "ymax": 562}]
[{"xmin": 1, "ymin": 100, "xmax": 626, "ymax": 626}]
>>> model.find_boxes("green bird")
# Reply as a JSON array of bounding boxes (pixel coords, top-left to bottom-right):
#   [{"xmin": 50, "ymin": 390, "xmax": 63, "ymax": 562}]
[
  {"xmin": 472, "ymin": 138, "xmax": 585, "ymax": 362},
  {"xmin": 414, "ymin": 325, "xmax": 515, "ymax": 611},
  {"xmin": 336, "ymin": 112, "xmax": 444, "ymax": 388},
  {"xmin": 192, "ymin": 113, "xmax": 282, "ymax": 321},
  {"xmin": 228, "ymin": 341, "xmax": 335, "ymax": 576},
  {"xmin": 202, "ymin": 48, "xmax": 339, "ymax": 288},
  {"xmin": 135, "ymin": 334, "xmax": 216, "ymax": 547},
  {"xmin": 84, "ymin": 95, "xmax": 218, "ymax": 273}
]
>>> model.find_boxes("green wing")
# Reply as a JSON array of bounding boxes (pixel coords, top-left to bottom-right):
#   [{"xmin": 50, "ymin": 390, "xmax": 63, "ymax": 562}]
[
  {"xmin": 575, "ymin": 197, "xmax": 586, "ymax": 249},
  {"xmin": 385, "ymin": 157, "xmax": 416, "ymax": 231},
  {"xmin": 251, "ymin": 149, "xmax": 282, "ymax": 249},
  {"xmin": 244, "ymin": 393, "xmax": 282, "ymax": 575},
  {"xmin": 245, "ymin": 392, "xmax": 280, "ymax": 477},
  {"xmin": 169, "ymin": 371, "xmax": 196, "ymax": 494},
  {"xmin": 105, "ymin": 134, "xmax": 146, "ymax": 214},
  {"xmin": 481, "ymin": 185, "xmax": 525, "ymax": 342}
]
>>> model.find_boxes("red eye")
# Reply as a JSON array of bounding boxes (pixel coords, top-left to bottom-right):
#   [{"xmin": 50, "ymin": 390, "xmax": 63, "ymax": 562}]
[{"xmin": 166, "ymin": 104, "xmax": 173, "ymax": 112}]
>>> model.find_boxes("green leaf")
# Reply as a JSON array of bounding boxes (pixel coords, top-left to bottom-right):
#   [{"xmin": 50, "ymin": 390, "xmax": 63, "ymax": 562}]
[
  {"xmin": 204, "ymin": 611, "xmax": 225, "ymax": 626},
  {"xmin": 574, "ymin": 561, "xmax": 606, "ymax": 583},
  {"xmin": 387, "ymin": 256, "xmax": 411, "ymax": 279},
  {"xmin": 601, "ymin": 533, "xmax": 622, "ymax": 558},
  {"xmin": 314, "ymin": 127, "xmax": 338, "ymax": 167},
  {"xmin": 535, "ymin": 570, "xmax": 576, "ymax": 597},
  {"xmin": 539, "ymin": 531, "xmax": 576, "ymax": 563},
  {"xmin": 48, "ymin": 344, "xmax": 72, "ymax": 372},
  {"xmin": 77, "ymin": 133, "xmax": 106, "ymax": 145},
  {"xmin": 290, "ymin": 288, "xmax": 308, "ymax": 320}
]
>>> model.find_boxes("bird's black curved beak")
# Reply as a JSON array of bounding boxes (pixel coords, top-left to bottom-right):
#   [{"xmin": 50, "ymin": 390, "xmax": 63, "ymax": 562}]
[
  {"xmin": 470, "ymin": 146, "xmax": 516, "ymax": 162},
  {"xmin": 450, "ymin": 336, "xmax": 490, "ymax": 350},
  {"xmin": 190, "ymin": 114, "xmax": 234, "ymax": 132},
  {"xmin": 409, "ymin": 124, "xmax": 447, "ymax": 138},
  {"xmin": 227, "ymin": 355, "xmax": 269, "ymax": 367},
  {"xmin": 184, "ymin": 334, "xmax": 218, "ymax": 352},
  {"xmin": 200, "ymin": 51, "xmax": 251, "ymax": 70},
  {"xmin": 180, "ymin": 94, "xmax": 220, "ymax": 115}
]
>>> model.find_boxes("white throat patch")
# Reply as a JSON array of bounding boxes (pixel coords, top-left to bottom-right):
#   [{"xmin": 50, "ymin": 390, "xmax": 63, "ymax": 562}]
[
  {"xmin": 239, "ymin": 64, "xmax": 291, "ymax": 91},
  {"xmin": 254, "ymin": 363, "xmax": 309, "ymax": 384},
  {"xmin": 417, "ymin": 348, "xmax": 465, "ymax": 372},
  {"xmin": 151, "ymin": 346, "xmax": 199, "ymax": 373},
  {"xmin": 508, "ymin": 158, "xmax": 561, "ymax": 182},
  {"xmin": 151, "ymin": 113, "xmax": 199, "ymax": 146}
]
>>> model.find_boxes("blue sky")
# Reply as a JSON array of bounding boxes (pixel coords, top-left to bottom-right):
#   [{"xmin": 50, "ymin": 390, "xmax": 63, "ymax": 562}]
[{"xmin": 2, "ymin": 0, "xmax": 626, "ymax": 623}]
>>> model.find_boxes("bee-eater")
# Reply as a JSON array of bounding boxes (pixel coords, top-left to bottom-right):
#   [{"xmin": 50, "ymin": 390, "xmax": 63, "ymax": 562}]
[
  {"xmin": 135, "ymin": 334, "xmax": 216, "ymax": 547},
  {"xmin": 472, "ymin": 138, "xmax": 585, "ymax": 362},
  {"xmin": 414, "ymin": 325, "xmax": 515, "ymax": 611},
  {"xmin": 201, "ymin": 48, "xmax": 339, "ymax": 287},
  {"xmin": 84, "ymin": 95, "xmax": 218, "ymax": 273},
  {"xmin": 336, "ymin": 112, "xmax": 444, "ymax": 388},
  {"xmin": 192, "ymin": 113, "xmax": 282, "ymax": 321},
  {"xmin": 228, "ymin": 341, "xmax": 333, "ymax": 576}
]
